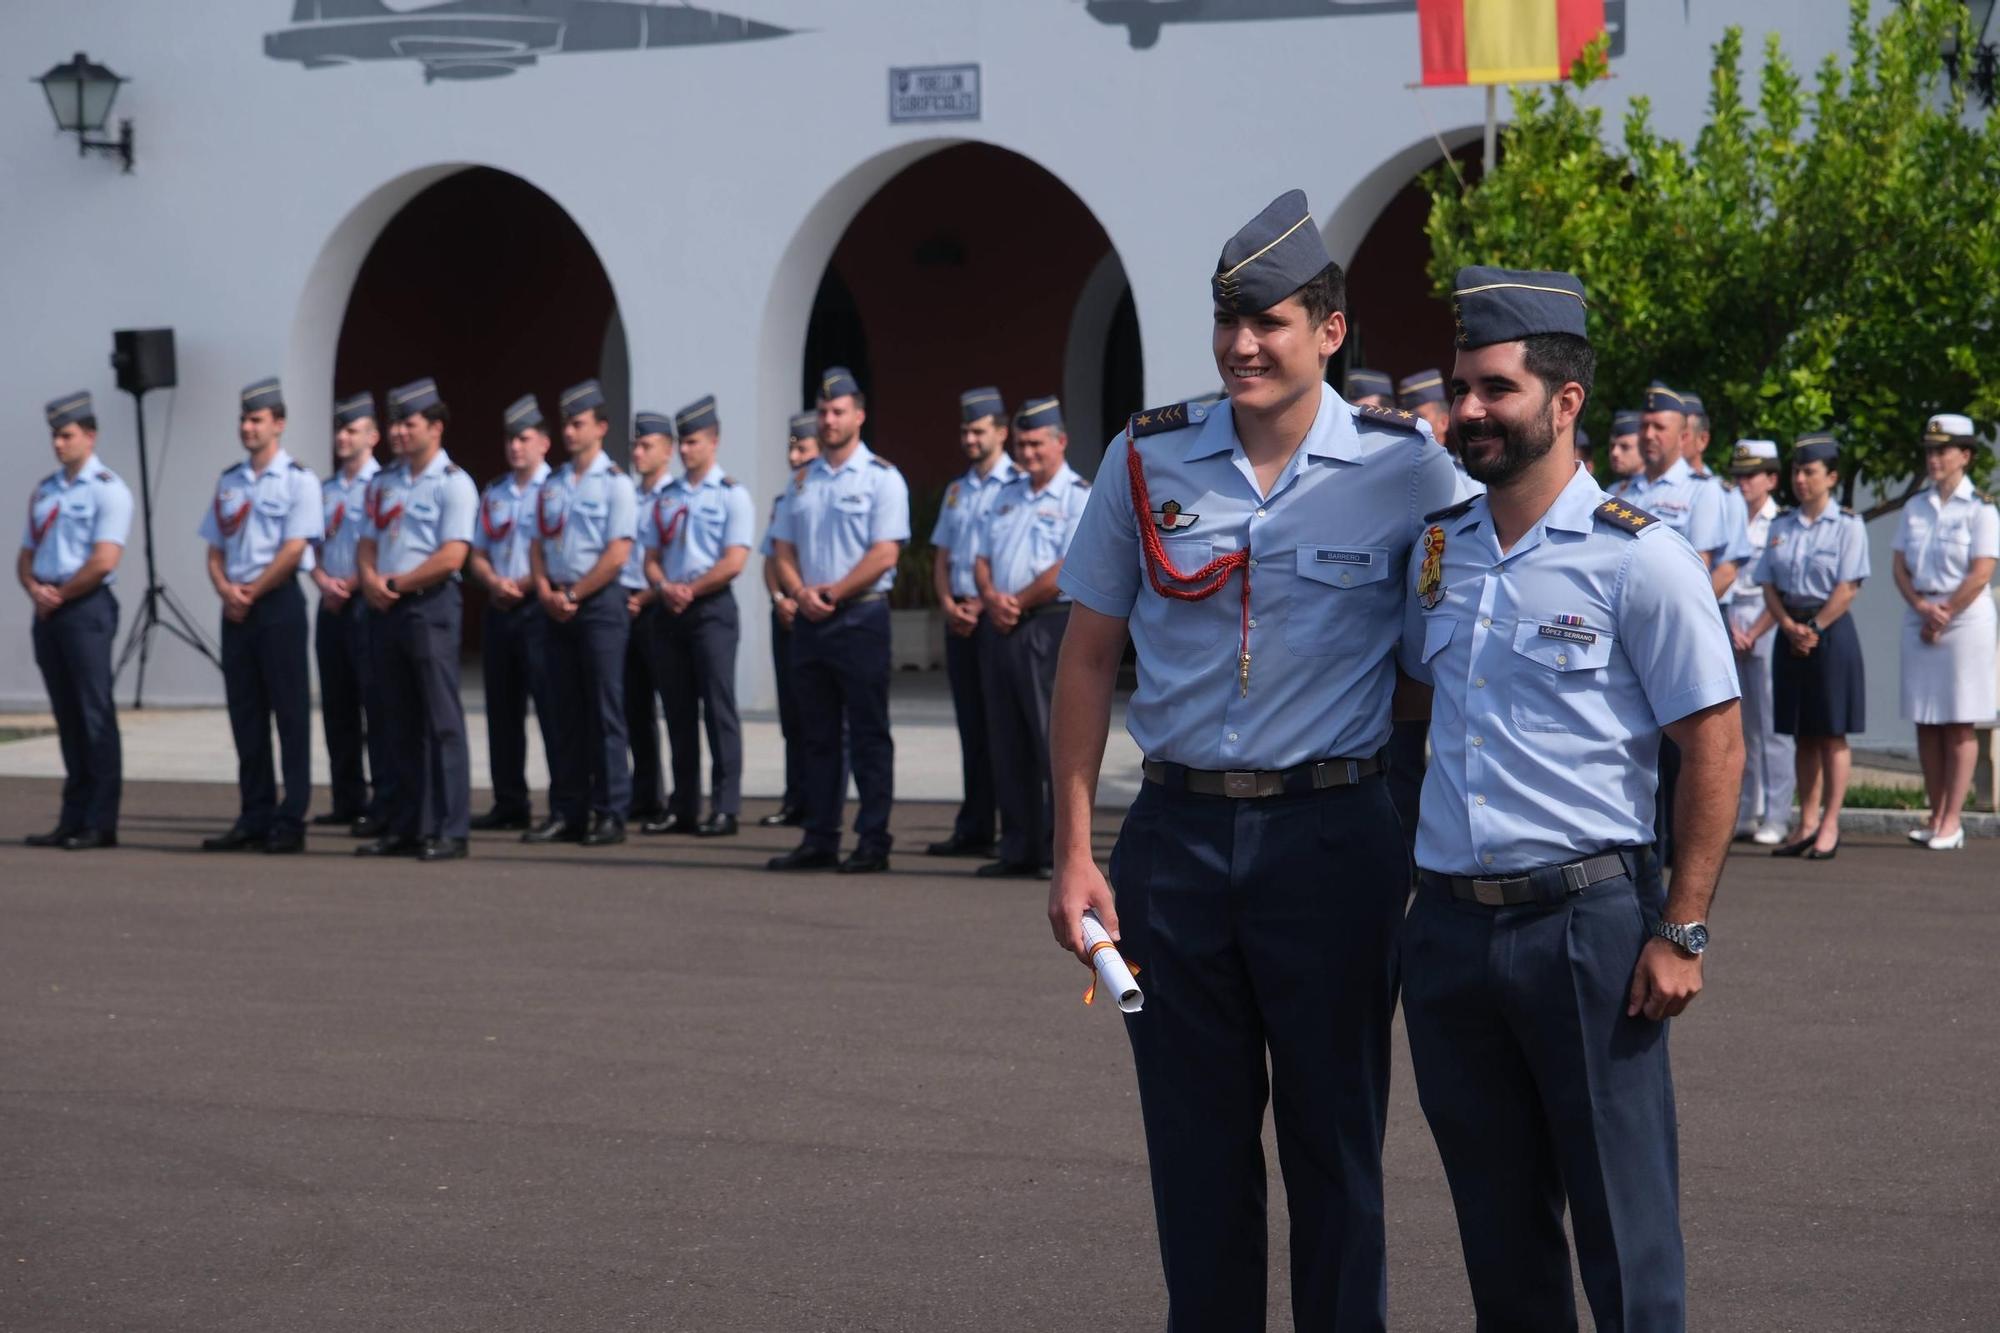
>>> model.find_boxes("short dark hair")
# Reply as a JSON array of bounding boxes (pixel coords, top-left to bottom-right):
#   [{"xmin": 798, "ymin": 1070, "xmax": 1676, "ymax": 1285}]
[
  {"xmin": 1521, "ymin": 333, "xmax": 1595, "ymax": 408},
  {"xmin": 1292, "ymin": 262, "xmax": 1347, "ymax": 327},
  {"xmin": 412, "ymin": 400, "xmax": 450, "ymax": 426},
  {"xmin": 73, "ymin": 416, "xmax": 98, "ymax": 433}
]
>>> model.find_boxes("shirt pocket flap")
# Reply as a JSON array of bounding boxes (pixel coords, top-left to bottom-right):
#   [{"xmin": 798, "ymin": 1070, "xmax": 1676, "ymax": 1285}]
[
  {"xmin": 1296, "ymin": 544, "xmax": 1390, "ymax": 588},
  {"xmin": 1421, "ymin": 614, "xmax": 1457, "ymax": 664},
  {"xmin": 1158, "ymin": 536, "xmax": 1215, "ymax": 576},
  {"xmin": 1511, "ymin": 618, "xmax": 1614, "ymax": 671},
  {"xmin": 255, "ymin": 495, "xmax": 291, "ymax": 517}
]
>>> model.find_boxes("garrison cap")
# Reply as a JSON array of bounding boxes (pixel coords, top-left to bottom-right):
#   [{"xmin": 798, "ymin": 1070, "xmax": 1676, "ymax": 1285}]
[
  {"xmin": 788, "ymin": 411, "xmax": 821, "ymax": 441},
  {"xmin": 1211, "ymin": 189, "xmax": 1331, "ymax": 314},
  {"xmin": 1611, "ymin": 408, "xmax": 1643, "ymax": 437},
  {"xmin": 504, "ymin": 393, "xmax": 545, "ymax": 434},
  {"xmin": 632, "ymin": 410, "xmax": 674, "ymax": 440},
  {"xmin": 1643, "ymin": 381, "xmax": 1687, "ymax": 414},
  {"xmin": 675, "ymin": 395, "xmax": 719, "ymax": 436},
  {"xmin": 240, "ymin": 376, "xmax": 284, "ymax": 415},
  {"xmin": 1730, "ymin": 438, "xmax": 1781, "ymax": 473},
  {"xmin": 387, "ymin": 377, "xmax": 442, "ymax": 421},
  {"xmin": 960, "ymin": 386, "xmax": 1005, "ymax": 423},
  {"xmin": 1792, "ymin": 432, "xmax": 1839, "ymax": 467},
  {"xmin": 1015, "ymin": 395, "xmax": 1064, "ymax": 433},
  {"xmin": 1343, "ymin": 368, "xmax": 1393, "ymax": 401},
  {"xmin": 1682, "ymin": 391, "xmax": 1708, "ymax": 421},
  {"xmin": 1574, "ymin": 425, "xmax": 1594, "ymax": 450},
  {"xmin": 818, "ymin": 366, "xmax": 861, "ymax": 402},
  {"xmin": 559, "ymin": 379, "xmax": 606, "ymax": 420},
  {"xmin": 333, "ymin": 390, "xmax": 377, "ymax": 428},
  {"xmin": 1397, "ymin": 369, "xmax": 1446, "ymax": 408},
  {"xmin": 45, "ymin": 390, "xmax": 94, "ymax": 431},
  {"xmin": 1923, "ymin": 413, "xmax": 1982, "ymax": 450},
  {"xmin": 1451, "ymin": 267, "xmax": 1587, "ymax": 347}
]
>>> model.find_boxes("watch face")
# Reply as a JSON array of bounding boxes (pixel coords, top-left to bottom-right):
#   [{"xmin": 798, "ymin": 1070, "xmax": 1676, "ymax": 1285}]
[{"xmin": 1686, "ymin": 923, "xmax": 1709, "ymax": 953}]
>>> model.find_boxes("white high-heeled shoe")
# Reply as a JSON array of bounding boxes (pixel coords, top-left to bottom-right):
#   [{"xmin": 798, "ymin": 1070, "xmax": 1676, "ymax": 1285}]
[
  {"xmin": 1907, "ymin": 826, "xmax": 1933, "ymax": 844},
  {"xmin": 1927, "ymin": 827, "xmax": 1966, "ymax": 851}
]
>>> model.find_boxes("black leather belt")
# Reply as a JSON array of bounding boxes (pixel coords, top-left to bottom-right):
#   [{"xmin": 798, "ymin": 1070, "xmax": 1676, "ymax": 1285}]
[
  {"xmin": 1419, "ymin": 850, "xmax": 1638, "ymax": 907},
  {"xmin": 837, "ymin": 591, "xmax": 887, "ymax": 609},
  {"xmin": 1142, "ymin": 756, "xmax": 1380, "ymax": 799},
  {"xmin": 1783, "ymin": 600, "xmax": 1825, "ymax": 616}
]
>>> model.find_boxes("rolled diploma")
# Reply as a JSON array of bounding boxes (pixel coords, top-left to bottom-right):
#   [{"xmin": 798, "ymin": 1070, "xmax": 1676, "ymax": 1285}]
[{"xmin": 1082, "ymin": 910, "xmax": 1143, "ymax": 1013}]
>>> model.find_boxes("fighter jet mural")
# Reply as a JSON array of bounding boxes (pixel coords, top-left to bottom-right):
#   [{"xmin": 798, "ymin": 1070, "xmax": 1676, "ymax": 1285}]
[
  {"xmin": 264, "ymin": 0, "xmax": 792, "ymax": 82},
  {"xmin": 1082, "ymin": 0, "xmax": 1626, "ymax": 56}
]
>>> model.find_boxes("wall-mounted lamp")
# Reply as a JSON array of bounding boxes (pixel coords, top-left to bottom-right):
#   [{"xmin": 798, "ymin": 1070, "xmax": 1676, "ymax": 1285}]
[{"xmin": 33, "ymin": 52, "xmax": 134, "ymax": 172}]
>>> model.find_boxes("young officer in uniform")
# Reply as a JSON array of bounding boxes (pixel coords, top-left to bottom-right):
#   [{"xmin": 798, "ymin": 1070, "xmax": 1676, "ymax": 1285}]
[
  {"xmin": 355, "ymin": 377, "xmax": 478, "ymax": 861},
  {"xmin": 20, "ymin": 391, "xmax": 131, "ymax": 850},
  {"xmin": 200, "ymin": 378, "xmax": 324, "ymax": 854},
  {"xmin": 467, "ymin": 394, "xmax": 559, "ymax": 831},
  {"xmin": 643, "ymin": 395, "xmax": 755, "ymax": 836},
  {"xmin": 1397, "ymin": 368, "xmax": 1449, "ymax": 443},
  {"xmin": 311, "ymin": 391, "xmax": 383, "ymax": 831},
  {"xmin": 766, "ymin": 366, "xmax": 911, "ymax": 874},
  {"xmin": 1343, "ymin": 366, "xmax": 1393, "ymax": 407},
  {"xmin": 1049, "ymin": 191, "xmax": 1461, "ymax": 1332},
  {"xmin": 1399, "ymin": 269, "xmax": 1742, "ymax": 1333},
  {"xmin": 1607, "ymin": 407, "xmax": 1644, "ymax": 480},
  {"xmin": 969, "ymin": 395, "xmax": 1087, "ymax": 878},
  {"xmin": 927, "ymin": 386, "xmax": 1018, "ymax": 858},
  {"xmin": 1891, "ymin": 413, "xmax": 1997, "ymax": 850},
  {"xmin": 758, "ymin": 411, "xmax": 823, "ymax": 827},
  {"xmin": 1725, "ymin": 439, "xmax": 1794, "ymax": 845},
  {"xmin": 527, "ymin": 379, "xmax": 638, "ymax": 847},
  {"xmin": 624, "ymin": 410, "xmax": 676, "ymax": 829},
  {"xmin": 1756, "ymin": 434, "xmax": 1870, "ymax": 860}
]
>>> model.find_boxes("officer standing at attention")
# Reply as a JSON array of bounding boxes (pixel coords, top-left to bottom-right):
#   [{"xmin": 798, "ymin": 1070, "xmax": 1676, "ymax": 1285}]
[
  {"xmin": 927, "ymin": 385, "xmax": 1018, "ymax": 858},
  {"xmin": 1724, "ymin": 439, "xmax": 1794, "ymax": 846},
  {"xmin": 1398, "ymin": 268, "xmax": 1742, "ymax": 1332},
  {"xmin": 1756, "ymin": 433, "xmax": 1870, "ymax": 861},
  {"xmin": 310, "ymin": 391, "xmax": 384, "ymax": 833},
  {"xmin": 355, "ymin": 377, "xmax": 479, "ymax": 861},
  {"xmin": 969, "ymin": 395, "xmax": 1086, "ymax": 878},
  {"xmin": 200, "ymin": 378, "xmax": 324, "ymax": 854},
  {"xmin": 758, "ymin": 411, "xmax": 824, "ymax": 827},
  {"xmin": 1682, "ymin": 391, "xmax": 1756, "ymax": 579},
  {"xmin": 467, "ymin": 394, "xmax": 559, "ymax": 831},
  {"xmin": 1049, "ymin": 191, "xmax": 1461, "ymax": 1332},
  {"xmin": 527, "ymin": 379, "xmax": 638, "ymax": 847},
  {"xmin": 623, "ymin": 410, "xmax": 677, "ymax": 830},
  {"xmin": 643, "ymin": 395, "xmax": 755, "ymax": 836},
  {"xmin": 20, "ymin": 391, "xmax": 131, "ymax": 850},
  {"xmin": 766, "ymin": 366, "xmax": 911, "ymax": 874},
  {"xmin": 1343, "ymin": 366, "xmax": 1393, "ymax": 407},
  {"xmin": 1607, "ymin": 407, "xmax": 1644, "ymax": 481}
]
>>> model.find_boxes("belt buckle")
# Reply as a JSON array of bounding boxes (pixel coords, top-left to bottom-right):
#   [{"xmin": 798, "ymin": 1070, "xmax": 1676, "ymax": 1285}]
[
  {"xmin": 1561, "ymin": 861, "xmax": 1591, "ymax": 895},
  {"xmin": 1471, "ymin": 879, "xmax": 1507, "ymax": 907},
  {"xmin": 1222, "ymin": 770, "xmax": 1258, "ymax": 799}
]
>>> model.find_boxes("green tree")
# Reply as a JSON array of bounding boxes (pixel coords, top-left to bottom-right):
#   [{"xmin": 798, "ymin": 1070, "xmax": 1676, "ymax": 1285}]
[{"xmin": 1425, "ymin": 0, "xmax": 2000, "ymax": 511}]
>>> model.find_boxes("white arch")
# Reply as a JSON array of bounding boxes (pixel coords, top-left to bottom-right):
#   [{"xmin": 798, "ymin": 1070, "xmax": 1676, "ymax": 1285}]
[{"xmin": 1320, "ymin": 125, "xmax": 1487, "ymax": 269}]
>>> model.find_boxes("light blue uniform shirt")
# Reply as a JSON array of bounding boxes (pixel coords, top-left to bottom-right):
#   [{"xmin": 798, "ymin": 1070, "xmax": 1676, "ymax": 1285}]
[
  {"xmin": 536, "ymin": 449, "xmax": 638, "ymax": 586},
  {"xmin": 1611, "ymin": 457, "xmax": 1731, "ymax": 560},
  {"xmin": 623, "ymin": 471, "xmax": 674, "ymax": 590},
  {"xmin": 646, "ymin": 469, "xmax": 756, "ymax": 583},
  {"xmin": 22, "ymin": 457, "xmax": 132, "ymax": 584},
  {"xmin": 1707, "ymin": 474, "xmax": 1756, "ymax": 571},
  {"xmin": 1751, "ymin": 502, "xmax": 1870, "ymax": 603},
  {"xmin": 1399, "ymin": 465, "xmax": 1741, "ymax": 875},
  {"xmin": 768, "ymin": 441, "xmax": 912, "ymax": 592},
  {"xmin": 198, "ymin": 447, "xmax": 324, "ymax": 583},
  {"xmin": 1058, "ymin": 386, "xmax": 1464, "ymax": 770},
  {"xmin": 369, "ymin": 448, "xmax": 477, "ymax": 578},
  {"xmin": 930, "ymin": 454, "xmax": 1019, "ymax": 598},
  {"xmin": 317, "ymin": 457, "xmax": 381, "ymax": 582},
  {"xmin": 759, "ymin": 487, "xmax": 790, "ymax": 559},
  {"xmin": 470, "ymin": 461, "xmax": 551, "ymax": 583},
  {"xmin": 973, "ymin": 463, "xmax": 1090, "ymax": 596}
]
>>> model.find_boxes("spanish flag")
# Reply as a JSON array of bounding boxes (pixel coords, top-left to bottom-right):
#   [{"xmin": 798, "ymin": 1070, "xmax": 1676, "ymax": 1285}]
[{"xmin": 1419, "ymin": 0, "xmax": 1605, "ymax": 86}]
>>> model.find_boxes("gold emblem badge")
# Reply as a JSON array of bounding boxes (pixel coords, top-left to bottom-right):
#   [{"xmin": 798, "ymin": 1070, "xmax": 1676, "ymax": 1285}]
[{"xmin": 1417, "ymin": 524, "xmax": 1447, "ymax": 608}]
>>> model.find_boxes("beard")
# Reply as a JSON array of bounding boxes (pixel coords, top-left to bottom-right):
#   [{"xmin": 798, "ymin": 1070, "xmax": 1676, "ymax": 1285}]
[{"xmin": 1460, "ymin": 400, "xmax": 1559, "ymax": 487}]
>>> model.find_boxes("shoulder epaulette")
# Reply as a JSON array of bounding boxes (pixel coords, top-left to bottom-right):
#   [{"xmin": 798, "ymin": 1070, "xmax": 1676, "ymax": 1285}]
[
  {"xmin": 487, "ymin": 472, "xmax": 509, "ymax": 491},
  {"xmin": 1424, "ymin": 497, "xmax": 1477, "ymax": 523},
  {"xmin": 1075, "ymin": 477, "xmax": 1091, "ymax": 489},
  {"xmin": 1129, "ymin": 400, "xmax": 1208, "ymax": 439},
  {"xmin": 219, "ymin": 461, "xmax": 236, "ymax": 476},
  {"xmin": 93, "ymin": 470, "xmax": 112, "ymax": 483},
  {"xmin": 290, "ymin": 460, "xmax": 311, "ymax": 473},
  {"xmin": 1841, "ymin": 506, "xmax": 1861, "ymax": 519},
  {"xmin": 1975, "ymin": 490, "xmax": 1993, "ymax": 505},
  {"xmin": 868, "ymin": 454, "xmax": 894, "ymax": 470},
  {"xmin": 720, "ymin": 475, "xmax": 737, "ymax": 488},
  {"xmin": 1595, "ymin": 498, "xmax": 1660, "ymax": 534},
  {"xmin": 445, "ymin": 463, "xmax": 462, "ymax": 476},
  {"xmin": 1354, "ymin": 403, "xmax": 1424, "ymax": 432}
]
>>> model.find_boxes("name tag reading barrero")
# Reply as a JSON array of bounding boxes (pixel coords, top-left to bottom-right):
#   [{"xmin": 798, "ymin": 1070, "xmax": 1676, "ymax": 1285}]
[{"xmin": 1315, "ymin": 549, "xmax": 1371, "ymax": 565}]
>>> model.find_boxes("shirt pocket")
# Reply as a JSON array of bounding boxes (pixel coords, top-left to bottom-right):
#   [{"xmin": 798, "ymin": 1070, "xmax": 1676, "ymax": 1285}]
[
  {"xmin": 1282, "ymin": 544, "xmax": 1393, "ymax": 656},
  {"xmin": 1420, "ymin": 613, "xmax": 1458, "ymax": 666},
  {"xmin": 1508, "ymin": 618, "xmax": 1617, "ymax": 733},
  {"xmin": 1143, "ymin": 537, "xmax": 1228, "ymax": 653}
]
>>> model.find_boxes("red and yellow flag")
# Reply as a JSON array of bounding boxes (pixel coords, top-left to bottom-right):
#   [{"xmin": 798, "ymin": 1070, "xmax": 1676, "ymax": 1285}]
[{"xmin": 1418, "ymin": 0, "xmax": 1605, "ymax": 86}]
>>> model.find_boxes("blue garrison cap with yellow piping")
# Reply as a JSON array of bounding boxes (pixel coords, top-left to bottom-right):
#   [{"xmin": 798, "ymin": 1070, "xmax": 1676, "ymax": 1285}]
[
  {"xmin": 240, "ymin": 377, "xmax": 284, "ymax": 415},
  {"xmin": 818, "ymin": 366, "xmax": 861, "ymax": 402},
  {"xmin": 788, "ymin": 411, "xmax": 820, "ymax": 441},
  {"xmin": 1452, "ymin": 267, "xmax": 1587, "ymax": 347},
  {"xmin": 960, "ymin": 386, "xmax": 1005, "ymax": 424},
  {"xmin": 388, "ymin": 377, "xmax": 441, "ymax": 422},
  {"xmin": 1397, "ymin": 369, "xmax": 1446, "ymax": 408},
  {"xmin": 45, "ymin": 390, "xmax": 93, "ymax": 431},
  {"xmin": 633, "ymin": 410, "xmax": 673, "ymax": 440},
  {"xmin": 559, "ymin": 379, "xmax": 605, "ymax": 420},
  {"xmin": 1643, "ymin": 381, "xmax": 1687, "ymax": 414},
  {"xmin": 1015, "ymin": 395, "xmax": 1064, "ymax": 433},
  {"xmin": 1343, "ymin": 368, "xmax": 1393, "ymax": 401},
  {"xmin": 1792, "ymin": 432, "xmax": 1839, "ymax": 467},
  {"xmin": 1211, "ymin": 189, "xmax": 1331, "ymax": 315},
  {"xmin": 675, "ymin": 395, "xmax": 718, "ymax": 436},
  {"xmin": 334, "ymin": 391, "xmax": 376, "ymax": 428},
  {"xmin": 504, "ymin": 394, "xmax": 544, "ymax": 434}
]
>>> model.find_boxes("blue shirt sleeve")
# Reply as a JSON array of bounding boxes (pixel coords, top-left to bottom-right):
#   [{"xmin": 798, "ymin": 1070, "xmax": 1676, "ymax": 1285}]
[
  {"xmin": 285, "ymin": 468, "xmax": 325, "ymax": 542},
  {"xmin": 93, "ymin": 478, "xmax": 134, "ymax": 547},
  {"xmin": 1719, "ymin": 492, "xmax": 1753, "ymax": 566},
  {"xmin": 871, "ymin": 469, "xmax": 911, "ymax": 545},
  {"xmin": 1055, "ymin": 436, "xmax": 1141, "ymax": 618},
  {"xmin": 197, "ymin": 477, "xmax": 222, "ymax": 548},
  {"xmin": 1413, "ymin": 441, "xmax": 1462, "ymax": 526},
  {"xmin": 439, "ymin": 471, "xmax": 478, "ymax": 545},
  {"xmin": 1682, "ymin": 483, "xmax": 1727, "ymax": 559},
  {"xmin": 928, "ymin": 489, "xmax": 956, "ymax": 548},
  {"xmin": 722, "ymin": 485, "xmax": 755, "ymax": 550},
  {"xmin": 1617, "ymin": 530, "xmax": 1742, "ymax": 726},
  {"xmin": 1060, "ymin": 482, "xmax": 1090, "ymax": 552},
  {"xmin": 607, "ymin": 473, "xmax": 638, "ymax": 542},
  {"xmin": 1836, "ymin": 513, "xmax": 1870, "ymax": 582},
  {"xmin": 769, "ymin": 487, "xmax": 797, "ymax": 546},
  {"xmin": 635, "ymin": 490, "xmax": 662, "ymax": 552}
]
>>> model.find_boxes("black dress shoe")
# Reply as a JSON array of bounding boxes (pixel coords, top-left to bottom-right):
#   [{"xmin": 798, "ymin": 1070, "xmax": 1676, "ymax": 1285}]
[
  {"xmin": 24, "ymin": 827, "xmax": 79, "ymax": 848},
  {"xmin": 355, "ymin": 834, "xmax": 421, "ymax": 857},
  {"xmin": 695, "ymin": 813, "xmax": 739, "ymax": 838},
  {"xmin": 522, "ymin": 816, "xmax": 583, "ymax": 844},
  {"xmin": 417, "ymin": 836, "xmax": 469, "ymax": 862},
  {"xmin": 1771, "ymin": 829, "xmax": 1820, "ymax": 858},
  {"xmin": 580, "ymin": 816, "xmax": 627, "ymax": 847},
  {"xmin": 641, "ymin": 810, "xmax": 696, "ymax": 835},
  {"xmin": 757, "ymin": 806, "xmax": 804, "ymax": 827},
  {"xmin": 767, "ymin": 845, "xmax": 840, "ymax": 871},
  {"xmin": 60, "ymin": 829, "xmax": 117, "ymax": 851},
  {"xmin": 350, "ymin": 814, "xmax": 387, "ymax": 839},
  {"xmin": 926, "ymin": 834, "xmax": 996, "ymax": 858},
  {"xmin": 974, "ymin": 859, "xmax": 1041, "ymax": 879},
  {"xmin": 837, "ymin": 848, "xmax": 891, "ymax": 875},
  {"xmin": 1805, "ymin": 840, "xmax": 1840, "ymax": 861},
  {"xmin": 469, "ymin": 807, "xmax": 532, "ymax": 832},
  {"xmin": 202, "ymin": 827, "xmax": 267, "ymax": 852},
  {"xmin": 312, "ymin": 811, "xmax": 361, "ymax": 827},
  {"xmin": 263, "ymin": 828, "xmax": 306, "ymax": 855}
]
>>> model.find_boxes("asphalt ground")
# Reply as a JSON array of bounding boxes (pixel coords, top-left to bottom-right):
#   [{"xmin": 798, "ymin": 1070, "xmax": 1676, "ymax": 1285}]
[{"xmin": 2, "ymin": 777, "xmax": 1996, "ymax": 1332}]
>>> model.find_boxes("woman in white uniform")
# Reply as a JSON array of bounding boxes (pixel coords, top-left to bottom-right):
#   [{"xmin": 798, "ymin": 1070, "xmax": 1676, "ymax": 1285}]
[{"xmin": 1892, "ymin": 413, "xmax": 1999, "ymax": 850}]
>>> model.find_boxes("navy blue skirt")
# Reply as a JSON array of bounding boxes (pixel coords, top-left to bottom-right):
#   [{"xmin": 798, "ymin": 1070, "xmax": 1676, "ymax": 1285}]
[{"xmin": 1771, "ymin": 612, "xmax": 1865, "ymax": 738}]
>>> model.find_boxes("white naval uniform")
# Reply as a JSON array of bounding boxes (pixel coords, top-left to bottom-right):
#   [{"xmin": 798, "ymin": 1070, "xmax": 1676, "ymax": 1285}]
[
  {"xmin": 1893, "ymin": 476, "xmax": 1999, "ymax": 723},
  {"xmin": 1727, "ymin": 494, "xmax": 1794, "ymax": 829}
]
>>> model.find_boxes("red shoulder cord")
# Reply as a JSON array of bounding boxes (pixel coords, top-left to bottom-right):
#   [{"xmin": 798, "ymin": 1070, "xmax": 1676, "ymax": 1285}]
[
  {"xmin": 213, "ymin": 490, "xmax": 251, "ymax": 538},
  {"xmin": 326, "ymin": 501, "xmax": 345, "ymax": 541},
  {"xmin": 536, "ymin": 485, "xmax": 564, "ymax": 539},
  {"xmin": 655, "ymin": 501, "xmax": 687, "ymax": 549},
  {"xmin": 368, "ymin": 477, "xmax": 402, "ymax": 530},
  {"xmin": 1125, "ymin": 426, "xmax": 1255, "ymax": 697},
  {"xmin": 28, "ymin": 493, "xmax": 60, "ymax": 547},
  {"xmin": 480, "ymin": 493, "xmax": 513, "ymax": 543}
]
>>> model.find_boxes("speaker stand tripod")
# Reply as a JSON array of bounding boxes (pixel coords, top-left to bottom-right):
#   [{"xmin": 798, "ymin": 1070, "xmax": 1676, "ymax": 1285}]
[{"xmin": 113, "ymin": 384, "xmax": 218, "ymax": 706}]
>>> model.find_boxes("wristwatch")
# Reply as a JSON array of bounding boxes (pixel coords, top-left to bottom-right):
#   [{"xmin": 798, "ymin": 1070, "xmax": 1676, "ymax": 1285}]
[
  {"xmin": 385, "ymin": 577, "xmax": 398, "ymax": 594},
  {"xmin": 1650, "ymin": 920, "xmax": 1709, "ymax": 956},
  {"xmin": 1805, "ymin": 618, "xmax": 1822, "ymax": 633}
]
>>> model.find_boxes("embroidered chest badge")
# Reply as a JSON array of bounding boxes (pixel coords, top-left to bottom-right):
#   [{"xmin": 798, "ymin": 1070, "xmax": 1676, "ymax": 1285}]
[
  {"xmin": 1150, "ymin": 499, "xmax": 1198, "ymax": 531},
  {"xmin": 1416, "ymin": 524, "xmax": 1447, "ymax": 609}
]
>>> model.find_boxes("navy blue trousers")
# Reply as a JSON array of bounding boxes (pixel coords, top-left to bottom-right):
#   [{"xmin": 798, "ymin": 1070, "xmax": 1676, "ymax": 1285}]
[
  {"xmin": 1110, "ymin": 775, "xmax": 1406, "ymax": 1333},
  {"xmin": 1402, "ymin": 864, "xmax": 1684, "ymax": 1333},
  {"xmin": 1384, "ymin": 718, "xmax": 1427, "ymax": 871},
  {"xmin": 32, "ymin": 586, "xmax": 121, "ymax": 833},
  {"xmin": 315, "ymin": 597, "xmax": 388, "ymax": 819},
  {"xmin": 791, "ymin": 598, "xmax": 893, "ymax": 854},
  {"xmin": 222, "ymin": 578, "xmax": 312, "ymax": 836},
  {"xmin": 378, "ymin": 584, "xmax": 471, "ymax": 841},
  {"xmin": 977, "ymin": 609, "xmax": 1065, "ymax": 867},
  {"xmin": 546, "ymin": 589, "xmax": 631, "ymax": 823},
  {"xmin": 482, "ymin": 598, "xmax": 562, "ymax": 818},
  {"xmin": 944, "ymin": 625, "xmax": 997, "ymax": 844},
  {"xmin": 653, "ymin": 591, "xmax": 744, "ymax": 817},
  {"xmin": 625, "ymin": 601, "xmax": 666, "ymax": 816},
  {"xmin": 770, "ymin": 612, "xmax": 804, "ymax": 811}
]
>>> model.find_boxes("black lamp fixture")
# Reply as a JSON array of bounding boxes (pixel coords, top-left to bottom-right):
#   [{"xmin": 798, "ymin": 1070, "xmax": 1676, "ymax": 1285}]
[{"xmin": 34, "ymin": 52, "xmax": 134, "ymax": 172}]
